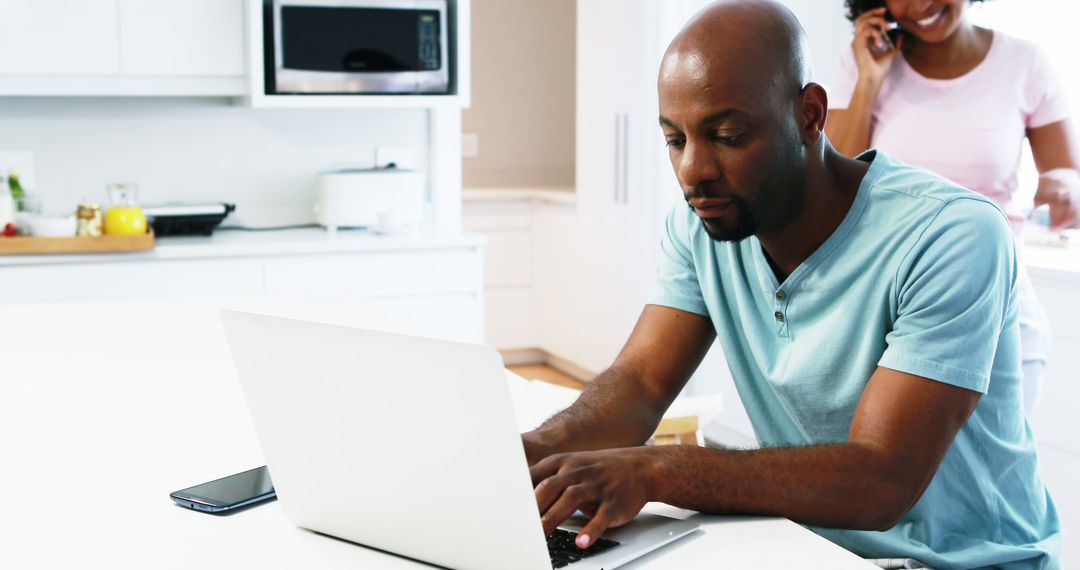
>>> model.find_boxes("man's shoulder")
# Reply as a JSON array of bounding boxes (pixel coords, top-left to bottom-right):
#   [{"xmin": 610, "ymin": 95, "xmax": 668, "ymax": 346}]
[{"xmin": 868, "ymin": 151, "xmax": 1008, "ymax": 225}]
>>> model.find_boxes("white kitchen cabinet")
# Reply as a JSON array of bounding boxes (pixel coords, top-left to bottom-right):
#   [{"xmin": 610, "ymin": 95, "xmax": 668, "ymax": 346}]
[
  {"xmin": 1028, "ymin": 270, "xmax": 1080, "ymax": 455},
  {"xmin": 0, "ymin": 0, "xmax": 245, "ymax": 96},
  {"xmin": 118, "ymin": 0, "xmax": 245, "ymax": 77},
  {"xmin": 547, "ymin": 0, "xmax": 714, "ymax": 375},
  {"xmin": 0, "ymin": 231, "xmax": 485, "ymax": 344},
  {"xmin": 0, "ymin": 257, "xmax": 264, "ymax": 305},
  {"xmin": 0, "ymin": 0, "xmax": 120, "ymax": 75}
]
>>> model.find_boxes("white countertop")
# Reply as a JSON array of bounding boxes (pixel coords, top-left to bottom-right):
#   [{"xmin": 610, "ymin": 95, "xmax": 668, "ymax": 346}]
[
  {"xmin": 0, "ymin": 227, "xmax": 487, "ymax": 267},
  {"xmin": 0, "ymin": 302, "xmax": 874, "ymax": 569},
  {"xmin": 1023, "ymin": 242, "xmax": 1080, "ymax": 283}
]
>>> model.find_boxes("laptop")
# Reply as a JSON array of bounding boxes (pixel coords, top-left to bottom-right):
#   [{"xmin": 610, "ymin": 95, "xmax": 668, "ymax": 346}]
[{"xmin": 221, "ymin": 310, "xmax": 699, "ymax": 570}]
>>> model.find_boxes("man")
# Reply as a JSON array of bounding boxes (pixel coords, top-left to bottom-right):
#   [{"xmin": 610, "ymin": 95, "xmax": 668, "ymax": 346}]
[{"xmin": 523, "ymin": 1, "xmax": 1061, "ymax": 567}]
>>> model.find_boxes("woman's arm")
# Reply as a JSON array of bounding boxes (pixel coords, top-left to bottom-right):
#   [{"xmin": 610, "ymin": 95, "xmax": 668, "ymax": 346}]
[
  {"xmin": 1028, "ymin": 119, "xmax": 1080, "ymax": 229},
  {"xmin": 825, "ymin": 7, "xmax": 902, "ymax": 157}
]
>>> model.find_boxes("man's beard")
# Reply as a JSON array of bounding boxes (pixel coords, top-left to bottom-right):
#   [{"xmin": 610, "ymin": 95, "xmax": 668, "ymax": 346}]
[
  {"xmin": 694, "ymin": 148, "xmax": 806, "ymax": 243},
  {"xmin": 698, "ymin": 196, "xmax": 759, "ymax": 242}
]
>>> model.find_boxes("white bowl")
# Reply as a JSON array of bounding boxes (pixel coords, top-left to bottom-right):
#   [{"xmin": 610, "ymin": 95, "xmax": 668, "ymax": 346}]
[{"xmin": 28, "ymin": 216, "xmax": 77, "ymax": 237}]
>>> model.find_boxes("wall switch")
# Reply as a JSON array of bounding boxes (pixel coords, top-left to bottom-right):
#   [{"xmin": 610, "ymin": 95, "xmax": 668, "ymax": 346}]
[
  {"xmin": 462, "ymin": 132, "xmax": 480, "ymax": 159},
  {"xmin": 375, "ymin": 146, "xmax": 415, "ymax": 170},
  {"xmin": 0, "ymin": 150, "xmax": 35, "ymax": 191}
]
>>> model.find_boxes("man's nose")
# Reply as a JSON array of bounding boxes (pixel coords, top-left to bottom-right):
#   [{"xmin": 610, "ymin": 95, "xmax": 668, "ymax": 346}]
[{"xmin": 677, "ymin": 140, "xmax": 722, "ymax": 190}]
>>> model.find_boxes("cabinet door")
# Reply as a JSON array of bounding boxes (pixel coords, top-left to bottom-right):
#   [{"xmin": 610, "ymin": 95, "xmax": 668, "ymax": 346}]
[
  {"xmin": 0, "ymin": 0, "xmax": 120, "ymax": 75},
  {"xmin": 573, "ymin": 0, "xmax": 646, "ymax": 374},
  {"xmin": 118, "ymin": 0, "xmax": 244, "ymax": 76},
  {"xmin": 262, "ymin": 250, "xmax": 484, "ymax": 343}
]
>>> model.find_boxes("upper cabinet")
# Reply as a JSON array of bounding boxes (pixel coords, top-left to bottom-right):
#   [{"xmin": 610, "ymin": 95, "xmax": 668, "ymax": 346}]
[
  {"xmin": 0, "ymin": 0, "xmax": 246, "ymax": 96},
  {"xmin": 118, "ymin": 0, "xmax": 245, "ymax": 77},
  {"xmin": 0, "ymin": 0, "xmax": 470, "ymax": 107},
  {"xmin": 0, "ymin": 0, "xmax": 121, "ymax": 76}
]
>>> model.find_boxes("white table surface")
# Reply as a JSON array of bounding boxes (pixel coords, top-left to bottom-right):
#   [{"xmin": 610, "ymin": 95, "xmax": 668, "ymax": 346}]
[{"xmin": 0, "ymin": 302, "xmax": 874, "ymax": 569}]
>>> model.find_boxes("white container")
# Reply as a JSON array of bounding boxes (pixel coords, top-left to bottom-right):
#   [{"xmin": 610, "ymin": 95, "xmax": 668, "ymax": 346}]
[
  {"xmin": 28, "ymin": 216, "xmax": 77, "ymax": 237},
  {"xmin": 315, "ymin": 168, "xmax": 426, "ymax": 233}
]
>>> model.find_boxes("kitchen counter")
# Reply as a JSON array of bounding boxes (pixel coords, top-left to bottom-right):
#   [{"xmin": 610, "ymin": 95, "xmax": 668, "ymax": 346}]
[
  {"xmin": 0, "ymin": 227, "xmax": 487, "ymax": 268},
  {"xmin": 1023, "ymin": 242, "xmax": 1080, "ymax": 284}
]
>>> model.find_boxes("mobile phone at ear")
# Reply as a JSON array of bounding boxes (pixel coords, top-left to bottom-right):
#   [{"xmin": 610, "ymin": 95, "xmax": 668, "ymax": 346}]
[
  {"xmin": 170, "ymin": 466, "xmax": 276, "ymax": 513},
  {"xmin": 871, "ymin": 3, "xmax": 901, "ymax": 55}
]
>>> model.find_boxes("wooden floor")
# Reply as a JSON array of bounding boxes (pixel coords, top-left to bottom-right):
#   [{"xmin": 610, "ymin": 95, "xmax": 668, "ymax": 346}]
[{"xmin": 507, "ymin": 364, "xmax": 585, "ymax": 390}]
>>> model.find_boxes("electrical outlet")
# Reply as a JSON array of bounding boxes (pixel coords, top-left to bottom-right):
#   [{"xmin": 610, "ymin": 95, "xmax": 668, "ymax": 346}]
[
  {"xmin": 462, "ymin": 132, "xmax": 480, "ymax": 159},
  {"xmin": 0, "ymin": 150, "xmax": 35, "ymax": 191}
]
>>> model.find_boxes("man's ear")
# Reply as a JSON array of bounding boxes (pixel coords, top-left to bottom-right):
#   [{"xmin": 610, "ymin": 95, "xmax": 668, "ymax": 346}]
[{"xmin": 798, "ymin": 82, "xmax": 828, "ymax": 146}]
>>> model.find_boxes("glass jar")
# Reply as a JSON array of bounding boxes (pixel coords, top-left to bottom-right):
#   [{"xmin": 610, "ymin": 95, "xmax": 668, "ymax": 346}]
[
  {"xmin": 104, "ymin": 183, "xmax": 147, "ymax": 236},
  {"xmin": 76, "ymin": 202, "xmax": 104, "ymax": 237}
]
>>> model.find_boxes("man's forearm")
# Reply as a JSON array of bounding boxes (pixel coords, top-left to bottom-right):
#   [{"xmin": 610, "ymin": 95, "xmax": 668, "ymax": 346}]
[
  {"xmin": 525, "ymin": 364, "xmax": 669, "ymax": 457},
  {"xmin": 651, "ymin": 443, "xmax": 919, "ymax": 531}
]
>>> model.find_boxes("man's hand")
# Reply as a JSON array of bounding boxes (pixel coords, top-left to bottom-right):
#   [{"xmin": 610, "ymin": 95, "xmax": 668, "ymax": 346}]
[
  {"xmin": 522, "ymin": 432, "xmax": 558, "ymax": 466},
  {"xmin": 530, "ymin": 447, "xmax": 662, "ymax": 549}
]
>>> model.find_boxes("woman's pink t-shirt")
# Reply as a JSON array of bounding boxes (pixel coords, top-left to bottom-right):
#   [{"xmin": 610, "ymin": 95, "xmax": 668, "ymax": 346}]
[{"xmin": 829, "ymin": 31, "xmax": 1071, "ymax": 226}]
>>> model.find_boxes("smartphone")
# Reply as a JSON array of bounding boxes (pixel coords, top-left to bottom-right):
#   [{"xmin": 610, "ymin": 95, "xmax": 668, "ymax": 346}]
[
  {"xmin": 867, "ymin": 2, "xmax": 901, "ymax": 55},
  {"xmin": 170, "ymin": 466, "xmax": 276, "ymax": 513}
]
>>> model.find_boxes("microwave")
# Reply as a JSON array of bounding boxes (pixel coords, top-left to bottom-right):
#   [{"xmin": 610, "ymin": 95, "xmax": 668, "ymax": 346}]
[{"xmin": 267, "ymin": 0, "xmax": 450, "ymax": 94}]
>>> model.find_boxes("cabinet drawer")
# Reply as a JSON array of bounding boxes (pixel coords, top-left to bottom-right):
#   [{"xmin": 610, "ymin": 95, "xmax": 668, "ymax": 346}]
[
  {"xmin": 263, "ymin": 250, "xmax": 482, "ymax": 299},
  {"xmin": 0, "ymin": 258, "xmax": 263, "ymax": 305}
]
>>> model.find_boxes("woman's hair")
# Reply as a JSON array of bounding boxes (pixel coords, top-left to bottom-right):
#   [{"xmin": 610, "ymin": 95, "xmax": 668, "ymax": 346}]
[{"xmin": 844, "ymin": 0, "xmax": 988, "ymax": 23}]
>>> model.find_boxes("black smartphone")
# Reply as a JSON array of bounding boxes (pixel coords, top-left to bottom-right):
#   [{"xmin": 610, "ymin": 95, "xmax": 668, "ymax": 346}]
[{"xmin": 170, "ymin": 466, "xmax": 276, "ymax": 513}]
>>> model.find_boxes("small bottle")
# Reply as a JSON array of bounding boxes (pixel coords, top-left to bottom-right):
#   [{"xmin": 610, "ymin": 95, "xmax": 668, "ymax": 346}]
[{"xmin": 76, "ymin": 202, "xmax": 104, "ymax": 237}]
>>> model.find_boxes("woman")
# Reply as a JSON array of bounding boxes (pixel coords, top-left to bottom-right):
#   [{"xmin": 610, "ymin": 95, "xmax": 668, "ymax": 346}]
[{"xmin": 825, "ymin": 0, "xmax": 1080, "ymax": 414}]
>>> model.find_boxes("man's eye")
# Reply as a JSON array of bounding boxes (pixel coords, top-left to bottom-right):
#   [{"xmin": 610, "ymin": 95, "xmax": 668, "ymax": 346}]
[
  {"xmin": 714, "ymin": 133, "xmax": 742, "ymax": 145},
  {"xmin": 665, "ymin": 137, "xmax": 686, "ymax": 149}
]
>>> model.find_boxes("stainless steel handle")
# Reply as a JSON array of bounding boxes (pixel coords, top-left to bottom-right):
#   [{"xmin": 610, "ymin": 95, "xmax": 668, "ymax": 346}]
[
  {"xmin": 620, "ymin": 113, "xmax": 630, "ymax": 205},
  {"xmin": 613, "ymin": 113, "xmax": 630, "ymax": 205},
  {"xmin": 614, "ymin": 114, "xmax": 622, "ymax": 204}
]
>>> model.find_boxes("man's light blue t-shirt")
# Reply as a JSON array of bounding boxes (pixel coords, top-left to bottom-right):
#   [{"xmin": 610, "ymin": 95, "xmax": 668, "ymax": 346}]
[{"xmin": 649, "ymin": 151, "xmax": 1060, "ymax": 569}]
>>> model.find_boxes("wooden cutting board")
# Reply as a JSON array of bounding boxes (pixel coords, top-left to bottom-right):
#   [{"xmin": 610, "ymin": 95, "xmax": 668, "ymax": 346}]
[{"xmin": 0, "ymin": 231, "xmax": 155, "ymax": 256}]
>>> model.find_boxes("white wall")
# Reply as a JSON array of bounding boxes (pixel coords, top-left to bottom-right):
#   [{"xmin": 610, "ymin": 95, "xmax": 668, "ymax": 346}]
[
  {"xmin": 462, "ymin": 0, "xmax": 575, "ymax": 189},
  {"xmin": 0, "ymin": 98, "xmax": 428, "ymax": 226}
]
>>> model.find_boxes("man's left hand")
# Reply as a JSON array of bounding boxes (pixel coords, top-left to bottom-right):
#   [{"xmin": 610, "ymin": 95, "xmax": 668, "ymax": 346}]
[{"xmin": 530, "ymin": 447, "xmax": 664, "ymax": 549}]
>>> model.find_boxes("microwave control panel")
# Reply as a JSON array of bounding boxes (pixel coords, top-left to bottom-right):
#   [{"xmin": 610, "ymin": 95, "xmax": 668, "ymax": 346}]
[{"xmin": 418, "ymin": 13, "xmax": 441, "ymax": 70}]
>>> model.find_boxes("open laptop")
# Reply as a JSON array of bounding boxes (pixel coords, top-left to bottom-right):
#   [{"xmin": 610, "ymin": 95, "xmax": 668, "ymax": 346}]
[{"xmin": 221, "ymin": 310, "xmax": 699, "ymax": 570}]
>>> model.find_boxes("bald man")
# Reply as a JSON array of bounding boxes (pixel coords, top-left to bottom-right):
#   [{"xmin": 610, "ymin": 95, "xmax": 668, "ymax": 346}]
[{"xmin": 524, "ymin": 1, "xmax": 1060, "ymax": 568}]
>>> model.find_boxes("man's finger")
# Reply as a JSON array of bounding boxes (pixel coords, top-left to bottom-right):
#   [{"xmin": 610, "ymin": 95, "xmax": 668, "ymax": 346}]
[
  {"xmin": 534, "ymin": 472, "xmax": 571, "ymax": 516},
  {"xmin": 529, "ymin": 454, "xmax": 564, "ymax": 486},
  {"xmin": 540, "ymin": 484, "xmax": 593, "ymax": 536},
  {"xmin": 575, "ymin": 505, "xmax": 616, "ymax": 550}
]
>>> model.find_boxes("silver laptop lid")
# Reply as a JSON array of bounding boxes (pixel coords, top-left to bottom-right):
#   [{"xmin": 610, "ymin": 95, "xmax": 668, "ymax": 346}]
[{"xmin": 222, "ymin": 310, "xmax": 552, "ymax": 570}]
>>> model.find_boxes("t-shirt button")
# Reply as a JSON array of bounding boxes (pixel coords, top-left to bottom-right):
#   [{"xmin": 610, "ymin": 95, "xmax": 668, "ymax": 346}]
[
  {"xmin": 775, "ymin": 290, "xmax": 786, "ymax": 301},
  {"xmin": 774, "ymin": 311, "xmax": 784, "ymax": 322}
]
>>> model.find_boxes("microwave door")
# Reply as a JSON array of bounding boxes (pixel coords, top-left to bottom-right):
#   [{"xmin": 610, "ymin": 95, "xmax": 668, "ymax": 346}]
[{"xmin": 271, "ymin": 0, "xmax": 449, "ymax": 94}]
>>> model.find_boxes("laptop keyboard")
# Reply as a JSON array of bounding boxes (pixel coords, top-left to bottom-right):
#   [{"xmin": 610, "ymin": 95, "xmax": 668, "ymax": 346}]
[{"xmin": 547, "ymin": 529, "xmax": 620, "ymax": 568}]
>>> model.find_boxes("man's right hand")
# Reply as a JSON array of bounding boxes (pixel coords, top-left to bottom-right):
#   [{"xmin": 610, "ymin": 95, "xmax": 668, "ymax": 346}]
[{"xmin": 852, "ymin": 7, "xmax": 902, "ymax": 90}]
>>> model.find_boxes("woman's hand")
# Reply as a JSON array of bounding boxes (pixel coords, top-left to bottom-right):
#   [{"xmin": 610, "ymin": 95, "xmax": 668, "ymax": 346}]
[
  {"xmin": 852, "ymin": 7, "xmax": 903, "ymax": 91},
  {"xmin": 1035, "ymin": 170, "xmax": 1080, "ymax": 230}
]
